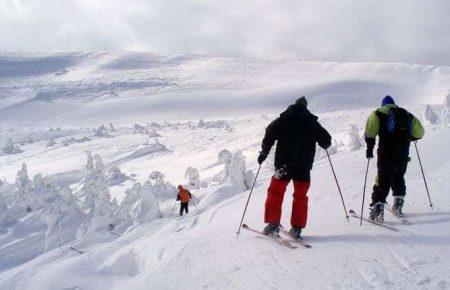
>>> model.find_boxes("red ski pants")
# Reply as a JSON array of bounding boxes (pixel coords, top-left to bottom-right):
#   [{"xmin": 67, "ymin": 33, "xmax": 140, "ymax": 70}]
[{"xmin": 264, "ymin": 176, "xmax": 310, "ymax": 228}]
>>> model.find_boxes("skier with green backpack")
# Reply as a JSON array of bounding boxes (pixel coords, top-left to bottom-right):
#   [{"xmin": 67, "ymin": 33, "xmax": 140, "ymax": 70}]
[{"xmin": 365, "ymin": 95, "xmax": 424, "ymax": 221}]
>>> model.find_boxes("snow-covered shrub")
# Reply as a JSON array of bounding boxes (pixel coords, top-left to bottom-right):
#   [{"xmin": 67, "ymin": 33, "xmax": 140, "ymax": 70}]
[
  {"xmin": 27, "ymin": 135, "xmax": 34, "ymax": 144},
  {"xmin": 46, "ymin": 138, "xmax": 56, "ymax": 147},
  {"xmin": 3, "ymin": 139, "xmax": 22, "ymax": 154},
  {"xmin": 218, "ymin": 149, "xmax": 232, "ymax": 164},
  {"xmin": 109, "ymin": 122, "xmax": 115, "ymax": 132},
  {"xmin": 348, "ymin": 125, "xmax": 363, "ymax": 151},
  {"xmin": 424, "ymin": 104, "xmax": 439, "ymax": 124},
  {"xmin": 185, "ymin": 167, "xmax": 200, "ymax": 189}
]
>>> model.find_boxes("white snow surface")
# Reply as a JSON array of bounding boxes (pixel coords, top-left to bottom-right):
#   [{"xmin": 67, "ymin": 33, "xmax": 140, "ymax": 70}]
[{"xmin": 0, "ymin": 52, "xmax": 450, "ymax": 290}]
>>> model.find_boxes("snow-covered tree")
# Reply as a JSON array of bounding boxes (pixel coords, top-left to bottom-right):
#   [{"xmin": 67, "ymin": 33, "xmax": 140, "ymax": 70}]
[
  {"xmin": 424, "ymin": 104, "xmax": 439, "ymax": 124},
  {"xmin": 146, "ymin": 171, "xmax": 177, "ymax": 200},
  {"xmin": 94, "ymin": 125, "xmax": 108, "ymax": 137},
  {"xmin": 148, "ymin": 129, "xmax": 162, "ymax": 137},
  {"xmin": 3, "ymin": 139, "xmax": 22, "ymax": 154},
  {"xmin": 16, "ymin": 163, "xmax": 31, "ymax": 197},
  {"xmin": 46, "ymin": 138, "xmax": 56, "ymax": 147},
  {"xmin": 134, "ymin": 123, "xmax": 146, "ymax": 134},
  {"xmin": 76, "ymin": 152, "xmax": 117, "ymax": 236},
  {"xmin": 40, "ymin": 186, "xmax": 84, "ymax": 251},
  {"xmin": 107, "ymin": 166, "xmax": 128, "ymax": 185},
  {"xmin": 229, "ymin": 151, "xmax": 248, "ymax": 189},
  {"xmin": 139, "ymin": 182, "xmax": 161, "ymax": 222},
  {"xmin": 349, "ymin": 125, "xmax": 363, "ymax": 151},
  {"xmin": 185, "ymin": 167, "xmax": 200, "ymax": 189},
  {"xmin": 109, "ymin": 122, "xmax": 115, "ymax": 132},
  {"xmin": 218, "ymin": 149, "xmax": 232, "ymax": 164},
  {"xmin": 116, "ymin": 183, "xmax": 141, "ymax": 227}
]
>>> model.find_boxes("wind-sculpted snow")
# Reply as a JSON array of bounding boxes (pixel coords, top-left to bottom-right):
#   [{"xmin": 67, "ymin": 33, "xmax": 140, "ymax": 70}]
[
  {"xmin": 1, "ymin": 52, "xmax": 449, "ymax": 127},
  {"xmin": 0, "ymin": 53, "xmax": 450, "ymax": 289}
]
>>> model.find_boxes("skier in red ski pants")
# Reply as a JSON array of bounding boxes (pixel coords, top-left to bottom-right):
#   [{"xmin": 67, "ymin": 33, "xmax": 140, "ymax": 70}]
[{"xmin": 258, "ymin": 97, "xmax": 331, "ymax": 239}]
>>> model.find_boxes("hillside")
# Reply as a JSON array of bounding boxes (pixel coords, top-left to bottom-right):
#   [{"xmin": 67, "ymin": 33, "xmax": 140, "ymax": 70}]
[{"xmin": 0, "ymin": 53, "xmax": 449, "ymax": 290}]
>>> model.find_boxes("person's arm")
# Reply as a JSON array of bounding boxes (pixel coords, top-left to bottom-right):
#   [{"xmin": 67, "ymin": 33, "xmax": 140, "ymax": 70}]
[
  {"xmin": 258, "ymin": 118, "xmax": 280, "ymax": 164},
  {"xmin": 315, "ymin": 122, "xmax": 332, "ymax": 149},
  {"xmin": 261, "ymin": 118, "xmax": 280, "ymax": 155},
  {"xmin": 410, "ymin": 114, "xmax": 425, "ymax": 140},
  {"xmin": 188, "ymin": 191, "xmax": 192, "ymax": 199},
  {"xmin": 176, "ymin": 193, "xmax": 180, "ymax": 201},
  {"xmin": 364, "ymin": 111, "xmax": 379, "ymax": 158}
]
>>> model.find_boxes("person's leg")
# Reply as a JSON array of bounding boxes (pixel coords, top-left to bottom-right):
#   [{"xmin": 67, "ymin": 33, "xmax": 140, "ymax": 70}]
[
  {"xmin": 392, "ymin": 159, "xmax": 408, "ymax": 198},
  {"xmin": 391, "ymin": 159, "xmax": 408, "ymax": 214},
  {"xmin": 291, "ymin": 169, "xmax": 311, "ymax": 228},
  {"xmin": 291, "ymin": 181, "xmax": 310, "ymax": 228},
  {"xmin": 179, "ymin": 203, "xmax": 183, "ymax": 216},
  {"xmin": 185, "ymin": 203, "xmax": 189, "ymax": 214},
  {"xmin": 371, "ymin": 160, "xmax": 395, "ymax": 205},
  {"xmin": 264, "ymin": 176, "xmax": 290, "ymax": 225}
]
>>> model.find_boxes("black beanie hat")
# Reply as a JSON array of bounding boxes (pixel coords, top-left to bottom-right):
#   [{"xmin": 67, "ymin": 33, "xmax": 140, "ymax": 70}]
[{"xmin": 295, "ymin": 96, "xmax": 307, "ymax": 107}]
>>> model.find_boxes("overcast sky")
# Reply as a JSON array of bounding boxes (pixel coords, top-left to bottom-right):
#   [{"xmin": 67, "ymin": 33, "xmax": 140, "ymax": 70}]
[{"xmin": 1, "ymin": 0, "xmax": 449, "ymax": 65}]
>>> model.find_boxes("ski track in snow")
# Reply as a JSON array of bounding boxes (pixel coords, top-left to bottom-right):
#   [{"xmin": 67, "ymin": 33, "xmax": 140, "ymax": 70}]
[{"xmin": 1, "ymin": 52, "xmax": 450, "ymax": 290}]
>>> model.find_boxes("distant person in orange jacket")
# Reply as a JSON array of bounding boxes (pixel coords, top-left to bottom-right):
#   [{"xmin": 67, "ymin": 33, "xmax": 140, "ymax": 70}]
[{"xmin": 177, "ymin": 185, "xmax": 192, "ymax": 216}]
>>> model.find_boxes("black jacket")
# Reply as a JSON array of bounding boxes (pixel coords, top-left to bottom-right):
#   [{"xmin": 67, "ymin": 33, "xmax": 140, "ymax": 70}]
[{"xmin": 261, "ymin": 104, "xmax": 332, "ymax": 170}]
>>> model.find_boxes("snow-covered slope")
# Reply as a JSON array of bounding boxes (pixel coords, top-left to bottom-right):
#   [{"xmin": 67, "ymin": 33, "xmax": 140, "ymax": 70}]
[
  {"xmin": 1, "ymin": 52, "xmax": 449, "ymax": 127},
  {"xmin": 0, "ymin": 52, "xmax": 449, "ymax": 290}
]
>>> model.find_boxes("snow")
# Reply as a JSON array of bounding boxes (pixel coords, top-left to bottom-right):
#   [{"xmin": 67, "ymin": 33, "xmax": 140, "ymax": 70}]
[{"xmin": 0, "ymin": 52, "xmax": 450, "ymax": 290}]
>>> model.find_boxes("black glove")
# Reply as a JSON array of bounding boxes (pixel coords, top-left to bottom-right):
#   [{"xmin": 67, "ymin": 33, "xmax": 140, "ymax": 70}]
[
  {"xmin": 258, "ymin": 152, "xmax": 268, "ymax": 165},
  {"xmin": 366, "ymin": 148, "xmax": 374, "ymax": 159},
  {"xmin": 365, "ymin": 137, "xmax": 375, "ymax": 159}
]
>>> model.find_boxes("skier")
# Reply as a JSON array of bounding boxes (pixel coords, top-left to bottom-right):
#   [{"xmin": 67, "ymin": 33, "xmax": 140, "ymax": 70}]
[
  {"xmin": 258, "ymin": 96, "xmax": 332, "ymax": 239},
  {"xmin": 365, "ymin": 95, "xmax": 424, "ymax": 220},
  {"xmin": 176, "ymin": 185, "xmax": 192, "ymax": 216}
]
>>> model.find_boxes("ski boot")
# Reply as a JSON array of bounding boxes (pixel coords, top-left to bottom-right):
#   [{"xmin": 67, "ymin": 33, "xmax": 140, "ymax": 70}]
[
  {"xmin": 392, "ymin": 196, "xmax": 404, "ymax": 217},
  {"xmin": 369, "ymin": 202, "xmax": 385, "ymax": 222},
  {"xmin": 263, "ymin": 223, "xmax": 280, "ymax": 238},
  {"xmin": 289, "ymin": 227, "xmax": 302, "ymax": 240}
]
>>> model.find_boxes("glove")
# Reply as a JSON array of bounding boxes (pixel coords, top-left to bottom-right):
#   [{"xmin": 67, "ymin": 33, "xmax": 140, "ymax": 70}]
[
  {"xmin": 258, "ymin": 152, "xmax": 268, "ymax": 165},
  {"xmin": 365, "ymin": 137, "xmax": 375, "ymax": 159},
  {"xmin": 366, "ymin": 147, "xmax": 374, "ymax": 159}
]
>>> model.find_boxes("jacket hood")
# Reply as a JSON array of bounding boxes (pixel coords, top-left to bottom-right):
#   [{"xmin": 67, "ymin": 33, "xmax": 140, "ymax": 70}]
[{"xmin": 281, "ymin": 103, "xmax": 318, "ymax": 121}]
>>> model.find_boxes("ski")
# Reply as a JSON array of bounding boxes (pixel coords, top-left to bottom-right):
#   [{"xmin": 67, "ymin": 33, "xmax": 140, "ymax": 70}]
[
  {"xmin": 279, "ymin": 226, "xmax": 312, "ymax": 248},
  {"xmin": 349, "ymin": 209, "xmax": 399, "ymax": 232},
  {"xmin": 385, "ymin": 205, "xmax": 412, "ymax": 225},
  {"xmin": 242, "ymin": 224, "xmax": 298, "ymax": 249}
]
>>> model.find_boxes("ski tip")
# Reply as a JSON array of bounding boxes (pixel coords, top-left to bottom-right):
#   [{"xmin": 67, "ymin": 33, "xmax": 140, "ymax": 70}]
[
  {"xmin": 242, "ymin": 224, "xmax": 249, "ymax": 229},
  {"xmin": 349, "ymin": 209, "xmax": 355, "ymax": 214}
]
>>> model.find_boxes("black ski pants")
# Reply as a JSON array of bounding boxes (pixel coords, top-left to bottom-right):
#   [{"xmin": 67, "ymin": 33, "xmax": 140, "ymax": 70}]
[
  {"xmin": 180, "ymin": 202, "xmax": 189, "ymax": 216},
  {"xmin": 371, "ymin": 157, "xmax": 408, "ymax": 205}
]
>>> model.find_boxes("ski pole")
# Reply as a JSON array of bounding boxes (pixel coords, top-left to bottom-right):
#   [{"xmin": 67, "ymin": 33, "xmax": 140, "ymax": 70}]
[
  {"xmin": 169, "ymin": 200, "xmax": 177, "ymax": 218},
  {"xmin": 236, "ymin": 164, "xmax": 262, "ymax": 237},
  {"xmin": 326, "ymin": 150, "xmax": 349, "ymax": 221},
  {"xmin": 414, "ymin": 141, "xmax": 433, "ymax": 210},
  {"xmin": 360, "ymin": 158, "xmax": 370, "ymax": 225}
]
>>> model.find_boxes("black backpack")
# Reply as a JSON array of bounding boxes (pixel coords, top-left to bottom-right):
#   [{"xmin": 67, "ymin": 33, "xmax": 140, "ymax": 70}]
[{"xmin": 386, "ymin": 107, "xmax": 412, "ymax": 140}]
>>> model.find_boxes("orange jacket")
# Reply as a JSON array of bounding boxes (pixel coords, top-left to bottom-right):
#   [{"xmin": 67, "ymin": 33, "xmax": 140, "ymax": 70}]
[{"xmin": 177, "ymin": 189, "xmax": 192, "ymax": 203}]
